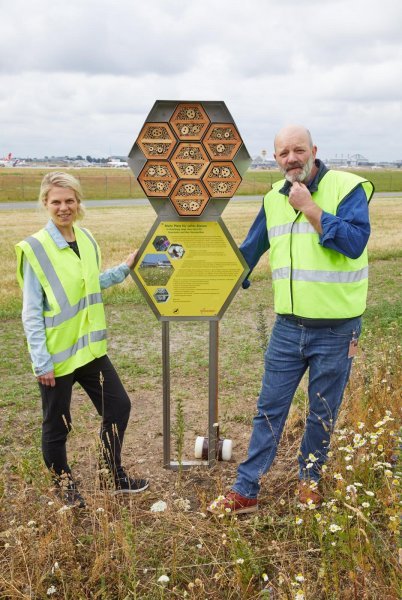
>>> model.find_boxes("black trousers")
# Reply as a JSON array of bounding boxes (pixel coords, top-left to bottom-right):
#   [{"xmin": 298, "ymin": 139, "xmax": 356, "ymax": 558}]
[{"xmin": 39, "ymin": 355, "xmax": 131, "ymax": 479}]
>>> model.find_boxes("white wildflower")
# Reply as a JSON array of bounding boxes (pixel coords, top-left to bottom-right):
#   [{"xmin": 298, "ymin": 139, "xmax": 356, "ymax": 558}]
[
  {"xmin": 295, "ymin": 517, "xmax": 303, "ymax": 525},
  {"xmin": 329, "ymin": 524, "xmax": 342, "ymax": 533},
  {"xmin": 27, "ymin": 520, "xmax": 36, "ymax": 527},
  {"xmin": 361, "ymin": 502, "xmax": 370, "ymax": 508},
  {"xmin": 47, "ymin": 586, "xmax": 57, "ymax": 596},
  {"xmin": 295, "ymin": 573, "xmax": 305, "ymax": 583},
  {"xmin": 365, "ymin": 490, "xmax": 375, "ymax": 497},
  {"xmin": 333, "ymin": 473, "xmax": 343, "ymax": 481},
  {"xmin": 157, "ymin": 574, "xmax": 170, "ymax": 585},
  {"xmin": 174, "ymin": 497, "xmax": 191, "ymax": 511},
  {"xmin": 150, "ymin": 500, "xmax": 167, "ymax": 513},
  {"xmin": 236, "ymin": 558, "xmax": 245, "ymax": 564},
  {"xmin": 295, "ymin": 591, "xmax": 305, "ymax": 600},
  {"xmin": 51, "ymin": 562, "xmax": 60, "ymax": 574}
]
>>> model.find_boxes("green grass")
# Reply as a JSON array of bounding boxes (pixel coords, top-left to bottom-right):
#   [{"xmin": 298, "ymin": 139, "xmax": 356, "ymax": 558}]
[
  {"xmin": 0, "ymin": 201, "xmax": 401, "ymax": 599},
  {"xmin": 1, "ymin": 167, "xmax": 402, "ymax": 202}
]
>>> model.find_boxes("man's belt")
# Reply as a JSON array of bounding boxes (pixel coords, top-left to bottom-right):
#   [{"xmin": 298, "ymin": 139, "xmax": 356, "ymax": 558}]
[{"xmin": 278, "ymin": 314, "xmax": 357, "ymax": 329}]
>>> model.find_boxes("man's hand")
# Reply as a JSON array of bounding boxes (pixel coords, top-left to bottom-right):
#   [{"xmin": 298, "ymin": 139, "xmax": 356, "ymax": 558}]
[
  {"xmin": 288, "ymin": 182, "xmax": 323, "ymax": 234},
  {"xmin": 125, "ymin": 249, "xmax": 138, "ymax": 269},
  {"xmin": 37, "ymin": 370, "xmax": 56, "ymax": 387}
]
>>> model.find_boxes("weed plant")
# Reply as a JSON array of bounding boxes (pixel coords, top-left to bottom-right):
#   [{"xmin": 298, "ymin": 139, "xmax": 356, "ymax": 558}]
[{"xmin": 0, "ymin": 201, "xmax": 400, "ymax": 598}]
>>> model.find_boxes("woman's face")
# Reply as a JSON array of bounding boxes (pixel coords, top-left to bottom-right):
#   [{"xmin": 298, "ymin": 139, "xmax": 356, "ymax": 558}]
[{"xmin": 44, "ymin": 186, "xmax": 79, "ymax": 229}]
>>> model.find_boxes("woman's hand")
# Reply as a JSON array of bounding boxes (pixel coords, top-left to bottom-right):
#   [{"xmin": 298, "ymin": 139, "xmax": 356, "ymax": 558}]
[
  {"xmin": 37, "ymin": 371, "xmax": 56, "ymax": 387},
  {"xmin": 125, "ymin": 249, "xmax": 138, "ymax": 269}
]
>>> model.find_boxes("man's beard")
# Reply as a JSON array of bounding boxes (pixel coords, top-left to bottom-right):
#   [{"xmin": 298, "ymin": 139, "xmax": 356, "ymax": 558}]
[{"xmin": 282, "ymin": 155, "xmax": 315, "ymax": 183}]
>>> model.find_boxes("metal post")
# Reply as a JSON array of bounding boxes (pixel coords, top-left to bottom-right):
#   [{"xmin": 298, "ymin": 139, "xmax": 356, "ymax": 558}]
[
  {"xmin": 162, "ymin": 321, "xmax": 171, "ymax": 468},
  {"xmin": 208, "ymin": 321, "xmax": 219, "ymax": 467}
]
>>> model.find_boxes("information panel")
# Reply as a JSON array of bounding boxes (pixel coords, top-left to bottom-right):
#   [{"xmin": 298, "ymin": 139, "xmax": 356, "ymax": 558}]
[{"xmin": 133, "ymin": 220, "xmax": 247, "ymax": 319}]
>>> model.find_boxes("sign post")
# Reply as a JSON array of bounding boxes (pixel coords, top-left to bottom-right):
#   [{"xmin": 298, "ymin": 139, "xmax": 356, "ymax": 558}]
[{"xmin": 128, "ymin": 101, "xmax": 251, "ymax": 469}]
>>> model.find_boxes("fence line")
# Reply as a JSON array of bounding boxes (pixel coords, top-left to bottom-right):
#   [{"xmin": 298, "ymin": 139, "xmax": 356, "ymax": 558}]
[{"xmin": 0, "ymin": 172, "xmax": 401, "ymax": 202}]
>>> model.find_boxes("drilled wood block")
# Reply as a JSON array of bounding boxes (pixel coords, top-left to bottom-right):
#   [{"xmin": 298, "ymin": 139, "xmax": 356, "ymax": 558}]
[
  {"xmin": 136, "ymin": 122, "xmax": 176, "ymax": 159},
  {"xmin": 170, "ymin": 179, "xmax": 210, "ymax": 216},
  {"xmin": 169, "ymin": 103, "xmax": 210, "ymax": 141},
  {"xmin": 202, "ymin": 161, "xmax": 241, "ymax": 198},
  {"xmin": 138, "ymin": 160, "xmax": 178, "ymax": 197},
  {"xmin": 203, "ymin": 123, "xmax": 242, "ymax": 160},
  {"xmin": 170, "ymin": 142, "xmax": 210, "ymax": 179}
]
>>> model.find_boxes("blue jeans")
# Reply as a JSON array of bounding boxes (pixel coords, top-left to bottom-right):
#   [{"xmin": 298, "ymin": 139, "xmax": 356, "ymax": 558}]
[{"xmin": 233, "ymin": 315, "xmax": 362, "ymax": 499}]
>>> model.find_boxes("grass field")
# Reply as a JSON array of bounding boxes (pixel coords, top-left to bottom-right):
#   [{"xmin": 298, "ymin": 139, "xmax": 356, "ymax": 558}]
[
  {"xmin": 0, "ymin": 199, "xmax": 401, "ymax": 599},
  {"xmin": 1, "ymin": 167, "xmax": 402, "ymax": 202}
]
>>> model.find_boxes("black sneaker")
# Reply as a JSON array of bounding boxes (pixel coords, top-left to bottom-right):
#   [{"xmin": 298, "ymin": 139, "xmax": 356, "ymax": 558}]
[
  {"xmin": 55, "ymin": 480, "xmax": 86, "ymax": 508},
  {"xmin": 114, "ymin": 475, "xmax": 149, "ymax": 494}
]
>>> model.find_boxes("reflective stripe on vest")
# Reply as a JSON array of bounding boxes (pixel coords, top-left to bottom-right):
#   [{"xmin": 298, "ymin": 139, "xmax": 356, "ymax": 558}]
[
  {"xmin": 272, "ymin": 266, "xmax": 368, "ymax": 283},
  {"xmin": 24, "ymin": 235, "xmax": 103, "ymax": 327},
  {"xmin": 80, "ymin": 228, "xmax": 99, "ymax": 267},
  {"xmin": 51, "ymin": 329, "xmax": 107, "ymax": 363},
  {"xmin": 268, "ymin": 222, "xmax": 316, "ymax": 238}
]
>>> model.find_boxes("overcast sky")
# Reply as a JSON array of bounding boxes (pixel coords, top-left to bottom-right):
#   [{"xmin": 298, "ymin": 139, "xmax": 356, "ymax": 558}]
[{"xmin": 1, "ymin": 0, "xmax": 401, "ymax": 161}]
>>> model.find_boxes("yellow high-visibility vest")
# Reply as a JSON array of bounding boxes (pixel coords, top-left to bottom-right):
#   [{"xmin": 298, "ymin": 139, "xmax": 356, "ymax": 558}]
[
  {"xmin": 16, "ymin": 226, "xmax": 107, "ymax": 376},
  {"xmin": 264, "ymin": 170, "xmax": 374, "ymax": 318}
]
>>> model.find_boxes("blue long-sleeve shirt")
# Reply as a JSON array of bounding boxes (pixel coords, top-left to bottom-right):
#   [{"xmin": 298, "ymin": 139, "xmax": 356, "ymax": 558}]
[
  {"xmin": 21, "ymin": 220, "xmax": 130, "ymax": 376},
  {"xmin": 240, "ymin": 160, "xmax": 371, "ymax": 288}
]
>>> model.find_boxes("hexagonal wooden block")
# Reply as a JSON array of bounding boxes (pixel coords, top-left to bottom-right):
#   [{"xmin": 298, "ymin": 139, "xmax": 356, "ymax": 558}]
[
  {"xmin": 202, "ymin": 162, "xmax": 242, "ymax": 198},
  {"xmin": 170, "ymin": 180, "xmax": 210, "ymax": 216},
  {"xmin": 170, "ymin": 143, "xmax": 210, "ymax": 179},
  {"xmin": 169, "ymin": 103, "xmax": 210, "ymax": 141},
  {"xmin": 138, "ymin": 160, "xmax": 178, "ymax": 197},
  {"xmin": 203, "ymin": 123, "xmax": 242, "ymax": 160},
  {"xmin": 136, "ymin": 122, "xmax": 176, "ymax": 159}
]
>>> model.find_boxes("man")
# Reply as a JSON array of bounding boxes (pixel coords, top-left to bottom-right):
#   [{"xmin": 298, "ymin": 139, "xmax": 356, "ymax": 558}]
[{"xmin": 208, "ymin": 125, "xmax": 374, "ymax": 514}]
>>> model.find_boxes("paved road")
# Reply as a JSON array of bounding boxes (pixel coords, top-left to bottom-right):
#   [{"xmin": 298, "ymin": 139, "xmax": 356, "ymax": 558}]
[{"xmin": 0, "ymin": 192, "xmax": 400, "ymax": 211}]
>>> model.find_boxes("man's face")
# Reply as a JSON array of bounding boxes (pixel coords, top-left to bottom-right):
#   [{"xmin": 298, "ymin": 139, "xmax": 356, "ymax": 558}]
[{"xmin": 274, "ymin": 131, "xmax": 317, "ymax": 183}]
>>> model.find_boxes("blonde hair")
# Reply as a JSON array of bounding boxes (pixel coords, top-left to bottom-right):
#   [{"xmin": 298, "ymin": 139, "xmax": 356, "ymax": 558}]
[{"xmin": 38, "ymin": 172, "xmax": 85, "ymax": 220}]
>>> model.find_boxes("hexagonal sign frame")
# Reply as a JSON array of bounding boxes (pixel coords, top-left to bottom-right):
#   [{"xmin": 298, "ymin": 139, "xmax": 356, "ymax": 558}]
[
  {"xmin": 127, "ymin": 100, "xmax": 252, "ymax": 219},
  {"xmin": 131, "ymin": 217, "xmax": 249, "ymax": 321}
]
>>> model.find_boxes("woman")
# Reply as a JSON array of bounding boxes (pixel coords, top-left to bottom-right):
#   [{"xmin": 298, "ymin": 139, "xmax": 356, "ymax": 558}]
[{"xmin": 16, "ymin": 172, "xmax": 148, "ymax": 507}]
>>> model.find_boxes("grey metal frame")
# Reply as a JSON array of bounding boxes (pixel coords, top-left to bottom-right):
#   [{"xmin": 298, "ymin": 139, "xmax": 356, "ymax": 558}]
[
  {"xmin": 127, "ymin": 100, "xmax": 252, "ymax": 469},
  {"xmin": 162, "ymin": 320, "xmax": 219, "ymax": 469}
]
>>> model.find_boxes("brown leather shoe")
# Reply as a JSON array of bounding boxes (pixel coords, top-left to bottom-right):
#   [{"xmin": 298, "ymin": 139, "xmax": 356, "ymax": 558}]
[
  {"xmin": 207, "ymin": 491, "xmax": 258, "ymax": 515},
  {"xmin": 298, "ymin": 480, "xmax": 323, "ymax": 506}
]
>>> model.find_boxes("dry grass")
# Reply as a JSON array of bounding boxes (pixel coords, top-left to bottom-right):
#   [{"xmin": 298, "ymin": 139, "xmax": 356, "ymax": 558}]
[{"xmin": 0, "ymin": 198, "xmax": 401, "ymax": 599}]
